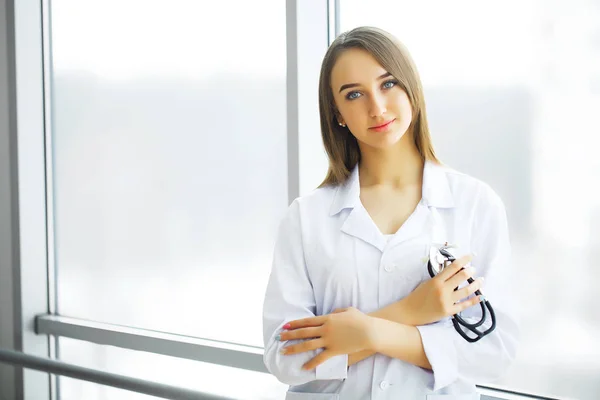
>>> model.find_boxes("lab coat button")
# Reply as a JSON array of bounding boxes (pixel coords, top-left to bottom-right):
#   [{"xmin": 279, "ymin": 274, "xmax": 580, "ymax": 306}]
[
  {"xmin": 384, "ymin": 264, "xmax": 395, "ymax": 272},
  {"xmin": 379, "ymin": 380, "xmax": 390, "ymax": 390}
]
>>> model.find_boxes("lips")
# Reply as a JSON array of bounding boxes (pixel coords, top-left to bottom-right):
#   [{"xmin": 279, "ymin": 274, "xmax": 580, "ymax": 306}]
[{"xmin": 369, "ymin": 119, "xmax": 396, "ymax": 130}]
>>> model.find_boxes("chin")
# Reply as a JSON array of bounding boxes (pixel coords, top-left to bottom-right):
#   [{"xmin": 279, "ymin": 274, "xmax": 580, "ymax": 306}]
[{"xmin": 369, "ymin": 130, "xmax": 407, "ymax": 149}]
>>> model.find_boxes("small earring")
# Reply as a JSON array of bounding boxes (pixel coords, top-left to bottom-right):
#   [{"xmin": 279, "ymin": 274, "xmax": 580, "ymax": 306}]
[{"xmin": 338, "ymin": 122, "xmax": 346, "ymax": 127}]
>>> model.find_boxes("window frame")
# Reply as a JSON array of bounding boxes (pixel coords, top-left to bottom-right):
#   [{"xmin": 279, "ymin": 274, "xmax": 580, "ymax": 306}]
[{"xmin": 1, "ymin": 0, "xmax": 54, "ymax": 398}]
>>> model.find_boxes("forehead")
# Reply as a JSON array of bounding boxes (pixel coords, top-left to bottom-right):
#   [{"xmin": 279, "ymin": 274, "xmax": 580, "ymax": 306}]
[{"xmin": 331, "ymin": 48, "xmax": 388, "ymax": 88}]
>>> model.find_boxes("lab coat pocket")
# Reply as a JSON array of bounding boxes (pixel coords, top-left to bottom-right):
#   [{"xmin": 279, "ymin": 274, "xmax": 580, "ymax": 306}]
[
  {"xmin": 425, "ymin": 394, "xmax": 480, "ymax": 400},
  {"xmin": 285, "ymin": 392, "xmax": 340, "ymax": 400}
]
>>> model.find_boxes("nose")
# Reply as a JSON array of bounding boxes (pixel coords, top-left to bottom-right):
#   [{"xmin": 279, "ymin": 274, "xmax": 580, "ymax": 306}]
[{"xmin": 368, "ymin": 92, "xmax": 387, "ymax": 118}]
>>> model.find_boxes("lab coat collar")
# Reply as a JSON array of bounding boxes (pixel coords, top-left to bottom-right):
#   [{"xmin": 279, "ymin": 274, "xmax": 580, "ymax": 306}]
[
  {"xmin": 329, "ymin": 159, "xmax": 454, "ymax": 216},
  {"xmin": 329, "ymin": 165, "xmax": 361, "ymax": 216},
  {"xmin": 422, "ymin": 160, "xmax": 455, "ymax": 209}
]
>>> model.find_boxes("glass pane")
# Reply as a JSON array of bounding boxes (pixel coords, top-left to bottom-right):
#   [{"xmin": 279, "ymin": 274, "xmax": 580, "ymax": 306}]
[
  {"xmin": 58, "ymin": 337, "xmax": 287, "ymax": 400},
  {"xmin": 50, "ymin": 0, "xmax": 286, "ymax": 348},
  {"xmin": 341, "ymin": 1, "xmax": 600, "ymax": 399}
]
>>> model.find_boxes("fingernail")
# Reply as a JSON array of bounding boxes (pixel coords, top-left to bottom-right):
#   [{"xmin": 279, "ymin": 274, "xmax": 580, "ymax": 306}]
[
  {"xmin": 280, "ymin": 348, "xmax": 287, "ymax": 355},
  {"xmin": 283, "ymin": 323, "xmax": 291, "ymax": 330},
  {"xmin": 275, "ymin": 334, "xmax": 281, "ymax": 341}
]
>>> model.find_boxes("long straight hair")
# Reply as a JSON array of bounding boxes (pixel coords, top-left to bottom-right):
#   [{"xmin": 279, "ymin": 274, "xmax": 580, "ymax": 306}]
[{"xmin": 318, "ymin": 26, "xmax": 439, "ymax": 187}]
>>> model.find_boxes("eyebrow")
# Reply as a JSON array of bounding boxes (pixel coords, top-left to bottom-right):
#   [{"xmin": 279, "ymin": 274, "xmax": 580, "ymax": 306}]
[{"xmin": 338, "ymin": 72, "xmax": 393, "ymax": 93}]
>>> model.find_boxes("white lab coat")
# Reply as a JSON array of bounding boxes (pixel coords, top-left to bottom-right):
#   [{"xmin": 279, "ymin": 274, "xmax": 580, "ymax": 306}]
[{"xmin": 263, "ymin": 160, "xmax": 520, "ymax": 400}]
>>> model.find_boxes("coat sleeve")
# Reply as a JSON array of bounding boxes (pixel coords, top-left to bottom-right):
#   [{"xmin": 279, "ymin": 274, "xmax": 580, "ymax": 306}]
[
  {"xmin": 416, "ymin": 187, "xmax": 521, "ymax": 391},
  {"xmin": 262, "ymin": 199, "xmax": 348, "ymax": 386}
]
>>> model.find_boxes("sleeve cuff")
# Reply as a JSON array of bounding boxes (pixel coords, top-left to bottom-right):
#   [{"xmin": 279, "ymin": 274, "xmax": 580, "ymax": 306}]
[
  {"xmin": 417, "ymin": 321, "xmax": 458, "ymax": 391},
  {"xmin": 315, "ymin": 353, "xmax": 348, "ymax": 380}
]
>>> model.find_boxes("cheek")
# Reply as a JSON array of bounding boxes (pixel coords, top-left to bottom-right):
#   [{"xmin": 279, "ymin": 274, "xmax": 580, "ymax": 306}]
[
  {"xmin": 394, "ymin": 92, "xmax": 413, "ymax": 116},
  {"xmin": 404, "ymin": 100, "xmax": 413, "ymax": 119},
  {"xmin": 340, "ymin": 102, "xmax": 365, "ymax": 125}
]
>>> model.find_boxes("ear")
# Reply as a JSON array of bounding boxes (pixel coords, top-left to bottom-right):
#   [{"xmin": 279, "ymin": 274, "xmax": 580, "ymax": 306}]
[{"xmin": 334, "ymin": 110, "xmax": 346, "ymax": 127}]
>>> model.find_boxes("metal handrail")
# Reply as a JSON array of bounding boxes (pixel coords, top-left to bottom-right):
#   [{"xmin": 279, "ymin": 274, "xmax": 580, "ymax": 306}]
[
  {"xmin": 0, "ymin": 348, "xmax": 234, "ymax": 400},
  {"xmin": 35, "ymin": 315, "xmax": 267, "ymax": 373}
]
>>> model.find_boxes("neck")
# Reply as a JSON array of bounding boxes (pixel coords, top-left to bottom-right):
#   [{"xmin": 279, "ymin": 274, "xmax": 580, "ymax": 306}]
[{"xmin": 358, "ymin": 133, "xmax": 424, "ymax": 189}]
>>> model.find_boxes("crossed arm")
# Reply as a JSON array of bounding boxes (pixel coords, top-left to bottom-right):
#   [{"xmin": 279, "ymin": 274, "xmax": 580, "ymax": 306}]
[{"xmin": 277, "ymin": 254, "xmax": 482, "ymax": 371}]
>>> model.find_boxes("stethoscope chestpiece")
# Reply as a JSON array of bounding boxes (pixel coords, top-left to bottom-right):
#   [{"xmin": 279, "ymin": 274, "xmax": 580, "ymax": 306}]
[
  {"xmin": 426, "ymin": 244, "xmax": 497, "ymax": 343},
  {"xmin": 427, "ymin": 245, "xmax": 456, "ymax": 278}
]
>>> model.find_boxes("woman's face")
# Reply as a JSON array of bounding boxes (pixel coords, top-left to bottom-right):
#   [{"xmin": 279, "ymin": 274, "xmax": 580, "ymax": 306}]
[{"xmin": 331, "ymin": 48, "xmax": 413, "ymax": 150}]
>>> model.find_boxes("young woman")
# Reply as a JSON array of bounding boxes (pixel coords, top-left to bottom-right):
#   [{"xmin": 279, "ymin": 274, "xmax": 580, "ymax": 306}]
[{"xmin": 262, "ymin": 26, "xmax": 519, "ymax": 399}]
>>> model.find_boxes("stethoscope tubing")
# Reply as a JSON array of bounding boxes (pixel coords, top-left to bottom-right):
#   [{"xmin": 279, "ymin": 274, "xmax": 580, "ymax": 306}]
[{"xmin": 428, "ymin": 249, "xmax": 497, "ymax": 343}]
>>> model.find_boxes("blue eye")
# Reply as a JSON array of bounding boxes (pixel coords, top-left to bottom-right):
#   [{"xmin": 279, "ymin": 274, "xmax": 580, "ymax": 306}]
[
  {"xmin": 382, "ymin": 80, "xmax": 398, "ymax": 89},
  {"xmin": 345, "ymin": 80, "xmax": 398, "ymax": 100}
]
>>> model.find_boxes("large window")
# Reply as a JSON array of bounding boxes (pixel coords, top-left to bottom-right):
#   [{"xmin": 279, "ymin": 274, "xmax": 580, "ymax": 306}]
[
  {"xmin": 8, "ymin": 0, "xmax": 592, "ymax": 398},
  {"xmin": 49, "ymin": 0, "xmax": 289, "ymax": 397},
  {"xmin": 340, "ymin": 1, "xmax": 600, "ymax": 399}
]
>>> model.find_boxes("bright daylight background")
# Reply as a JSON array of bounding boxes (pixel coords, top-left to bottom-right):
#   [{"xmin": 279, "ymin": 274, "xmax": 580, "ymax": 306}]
[{"xmin": 48, "ymin": 1, "xmax": 600, "ymax": 399}]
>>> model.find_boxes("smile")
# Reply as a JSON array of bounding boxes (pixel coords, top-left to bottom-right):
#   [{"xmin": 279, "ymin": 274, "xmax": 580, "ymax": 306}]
[{"xmin": 369, "ymin": 119, "xmax": 396, "ymax": 132}]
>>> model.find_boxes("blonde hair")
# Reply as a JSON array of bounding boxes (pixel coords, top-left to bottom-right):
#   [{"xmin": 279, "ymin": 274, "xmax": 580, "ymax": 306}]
[{"xmin": 318, "ymin": 26, "xmax": 439, "ymax": 187}]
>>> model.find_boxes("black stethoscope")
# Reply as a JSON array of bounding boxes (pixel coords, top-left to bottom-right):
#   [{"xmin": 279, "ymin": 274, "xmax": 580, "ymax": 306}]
[{"xmin": 427, "ymin": 244, "xmax": 496, "ymax": 343}]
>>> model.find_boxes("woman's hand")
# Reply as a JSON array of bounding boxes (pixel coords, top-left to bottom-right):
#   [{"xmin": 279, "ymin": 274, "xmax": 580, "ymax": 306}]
[
  {"xmin": 401, "ymin": 254, "xmax": 484, "ymax": 326},
  {"xmin": 278, "ymin": 307, "xmax": 375, "ymax": 370}
]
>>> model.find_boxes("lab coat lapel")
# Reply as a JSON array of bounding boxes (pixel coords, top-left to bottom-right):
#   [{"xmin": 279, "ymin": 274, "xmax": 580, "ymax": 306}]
[
  {"xmin": 340, "ymin": 204, "xmax": 387, "ymax": 252},
  {"xmin": 386, "ymin": 202, "xmax": 430, "ymax": 248},
  {"xmin": 330, "ymin": 165, "xmax": 386, "ymax": 251}
]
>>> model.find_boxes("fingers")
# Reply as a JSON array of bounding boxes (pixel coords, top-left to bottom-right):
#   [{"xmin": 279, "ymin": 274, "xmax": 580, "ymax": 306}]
[
  {"xmin": 284, "ymin": 315, "xmax": 328, "ymax": 330},
  {"xmin": 437, "ymin": 254, "xmax": 473, "ymax": 281},
  {"xmin": 285, "ymin": 308, "xmax": 350, "ymax": 330},
  {"xmin": 281, "ymin": 338, "xmax": 325, "ymax": 356},
  {"xmin": 302, "ymin": 350, "xmax": 334, "ymax": 370},
  {"xmin": 279, "ymin": 327, "xmax": 321, "ymax": 341},
  {"xmin": 451, "ymin": 277, "xmax": 484, "ymax": 303},
  {"xmin": 446, "ymin": 265, "xmax": 476, "ymax": 290},
  {"xmin": 452, "ymin": 294, "xmax": 484, "ymax": 314}
]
